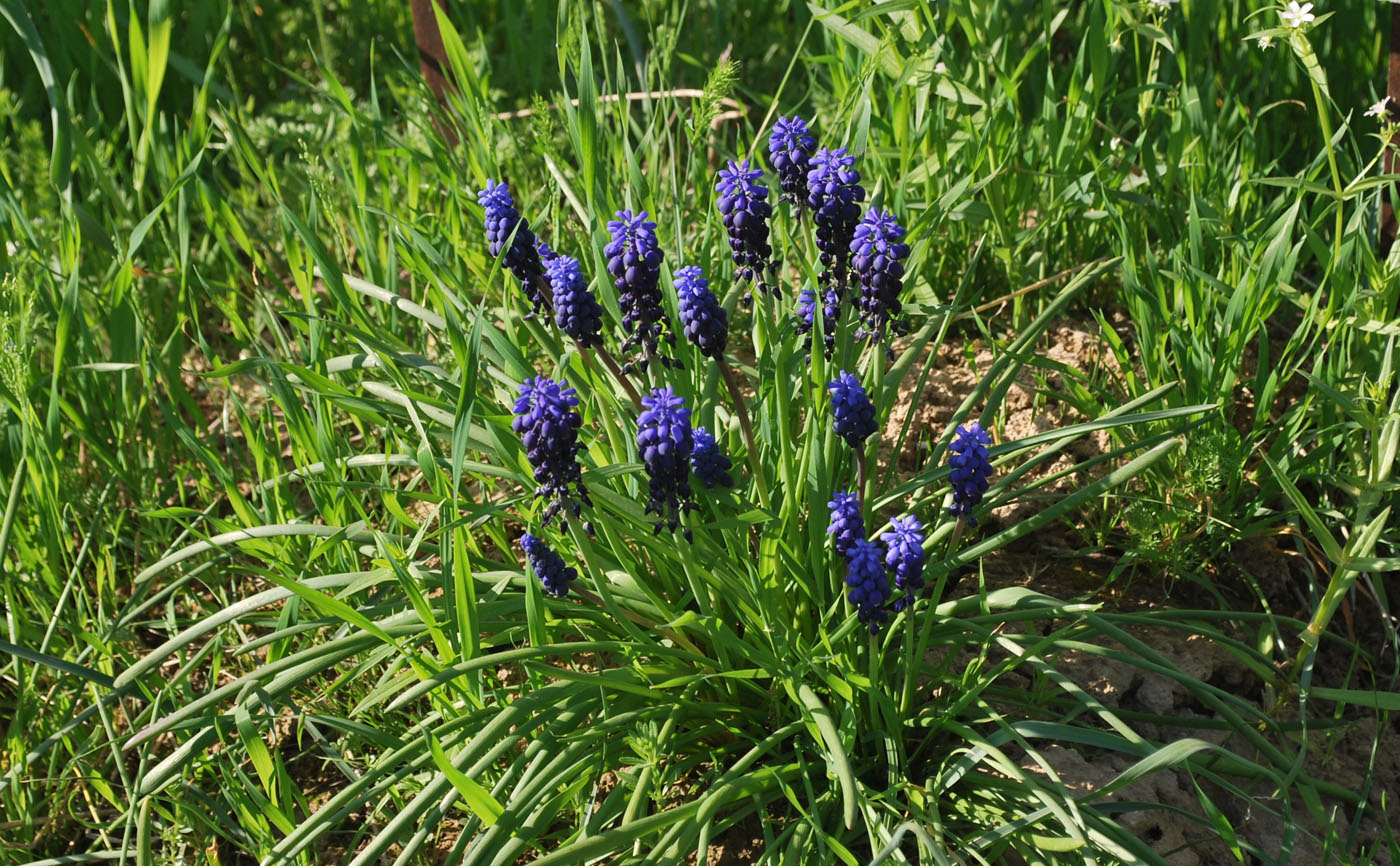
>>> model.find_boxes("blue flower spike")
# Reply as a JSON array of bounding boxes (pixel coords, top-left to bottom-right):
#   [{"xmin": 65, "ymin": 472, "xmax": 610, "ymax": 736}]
[
  {"xmin": 477, "ymin": 179, "xmax": 549, "ymax": 314},
  {"xmin": 768, "ymin": 116, "xmax": 817, "ymax": 209},
  {"xmin": 605, "ymin": 209, "xmax": 674, "ymax": 373},
  {"xmin": 512, "ymin": 376, "xmax": 590, "ymax": 526},
  {"xmin": 828, "ymin": 370, "xmax": 877, "ymax": 450},
  {"xmin": 796, "ymin": 285, "xmax": 840, "ymax": 358},
  {"xmin": 546, "ymin": 253, "xmax": 605, "ymax": 348},
  {"xmin": 806, "ymin": 147, "xmax": 866, "ymax": 294},
  {"xmin": 675, "ymin": 265, "xmax": 729, "ymax": 362},
  {"xmin": 883, "ymin": 515, "xmax": 926, "ymax": 611},
  {"xmin": 690, "ymin": 426, "xmax": 734, "ymax": 490},
  {"xmin": 845, "ymin": 538, "xmax": 892, "ymax": 633},
  {"xmin": 948, "ymin": 421, "xmax": 993, "ymax": 525},
  {"xmin": 636, "ymin": 387, "xmax": 696, "ymax": 540},
  {"xmin": 715, "ymin": 159, "xmax": 775, "ymax": 302},
  {"xmin": 521, "ymin": 533, "xmax": 576, "ymax": 598},
  {"xmin": 850, "ymin": 208, "xmax": 912, "ymax": 357},
  {"xmin": 827, "ymin": 491, "xmax": 865, "ymax": 558}
]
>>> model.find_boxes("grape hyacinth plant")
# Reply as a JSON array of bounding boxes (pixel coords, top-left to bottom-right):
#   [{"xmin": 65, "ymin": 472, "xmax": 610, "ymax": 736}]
[
  {"xmin": 844, "ymin": 538, "xmax": 891, "ymax": 633},
  {"xmin": 636, "ymin": 387, "xmax": 695, "ymax": 539},
  {"xmin": 690, "ymin": 427, "xmax": 733, "ymax": 489},
  {"xmin": 795, "ymin": 285, "xmax": 840, "ymax": 357},
  {"xmin": 520, "ymin": 533, "xmax": 576, "ymax": 598},
  {"xmin": 806, "ymin": 147, "xmax": 866, "ymax": 293},
  {"xmin": 546, "ymin": 253, "xmax": 605, "ymax": 348},
  {"xmin": 477, "ymin": 179, "xmax": 548, "ymax": 314},
  {"xmin": 883, "ymin": 515, "xmax": 926, "ymax": 611},
  {"xmin": 828, "ymin": 370, "xmax": 878, "ymax": 450},
  {"xmin": 827, "ymin": 491, "xmax": 865, "ymax": 557},
  {"xmin": 768, "ymin": 115, "xmax": 816, "ymax": 208},
  {"xmin": 948, "ymin": 421, "xmax": 994, "ymax": 524},
  {"xmin": 715, "ymin": 159, "xmax": 775, "ymax": 301},
  {"xmin": 605, "ymin": 209, "xmax": 674, "ymax": 372},
  {"xmin": 675, "ymin": 265, "xmax": 728, "ymax": 361},
  {"xmin": 850, "ymin": 207, "xmax": 912, "ymax": 353},
  {"xmin": 511, "ymin": 376, "xmax": 590, "ymax": 525}
]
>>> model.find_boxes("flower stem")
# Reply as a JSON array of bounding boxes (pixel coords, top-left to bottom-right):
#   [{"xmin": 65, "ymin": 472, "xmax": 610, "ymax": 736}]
[
  {"xmin": 581, "ymin": 344, "xmax": 643, "ymax": 410},
  {"xmin": 719, "ymin": 360, "xmax": 771, "ymax": 509}
]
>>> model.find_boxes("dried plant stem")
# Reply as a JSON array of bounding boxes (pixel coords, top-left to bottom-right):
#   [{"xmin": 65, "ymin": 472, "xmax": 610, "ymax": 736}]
[{"xmin": 719, "ymin": 361, "xmax": 771, "ymax": 509}]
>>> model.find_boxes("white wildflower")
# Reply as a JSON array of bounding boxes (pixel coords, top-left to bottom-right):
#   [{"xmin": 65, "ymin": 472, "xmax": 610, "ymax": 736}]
[
  {"xmin": 1365, "ymin": 97, "xmax": 1392, "ymax": 119},
  {"xmin": 934, "ymin": 61, "xmax": 948, "ymax": 75},
  {"xmin": 1258, "ymin": 35, "xmax": 1274, "ymax": 49},
  {"xmin": 1110, "ymin": 137, "xmax": 1123, "ymax": 152},
  {"xmin": 1149, "ymin": 0, "xmax": 1179, "ymax": 5},
  {"xmin": 1279, "ymin": 1, "xmax": 1315, "ymax": 28}
]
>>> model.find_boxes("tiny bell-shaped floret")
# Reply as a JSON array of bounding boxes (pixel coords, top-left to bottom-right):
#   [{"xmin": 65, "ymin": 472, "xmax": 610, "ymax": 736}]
[
  {"xmin": 521, "ymin": 533, "xmax": 576, "ymax": 597},
  {"xmin": 948, "ymin": 421, "xmax": 993, "ymax": 525}
]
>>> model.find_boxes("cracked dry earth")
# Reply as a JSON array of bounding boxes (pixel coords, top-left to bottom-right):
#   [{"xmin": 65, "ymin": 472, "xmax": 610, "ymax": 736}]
[{"xmin": 893, "ymin": 320, "xmax": 1398, "ymax": 865}]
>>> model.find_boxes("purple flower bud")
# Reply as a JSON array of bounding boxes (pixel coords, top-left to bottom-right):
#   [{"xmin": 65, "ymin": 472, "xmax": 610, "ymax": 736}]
[
  {"xmin": 806, "ymin": 148, "xmax": 866, "ymax": 294},
  {"xmin": 675, "ymin": 265, "xmax": 728, "ymax": 361},
  {"xmin": 690, "ymin": 426, "xmax": 733, "ymax": 489},
  {"xmin": 511, "ymin": 376, "xmax": 590, "ymax": 525},
  {"xmin": 948, "ymin": 422, "xmax": 993, "ymax": 525},
  {"xmin": 477, "ymin": 179, "xmax": 548, "ymax": 314},
  {"xmin": 827, "ymin": 491, "xmax": 865, "ymax": 557},
  {"xmin": 883, "ymin": 515, "xmax": 926, "ymax": 611},
  {"xmin": 715, "ymin": 159, "xmax": 775, "ymax": 299},
  {"xmin": 796, "ymin": 285, "xmax": 840, "ymax": 357},
  {"xmin": 636, "ymin": 387, "xmax": 695, "ymax": 539},
  {"xmin": 828, "ymin": 370, "xmax": 877, "ymax": 450},
  {"xmin": 850, "ymin": 208, "xmax": 912, "ymax": 354},
  {"xmin": 845, "ymin": 538, "xmax": 891, "ymax": 633},
  {"xmin": 521, "ymin": 533, "xmax": 576, "ymax": 597},
  {"xmin": 605, "ymin": 210, "xmax": 674, "ymax": 373},
  {"xmin": 768, "ymin": 116, "xmax": 816, "ymax": 208},
  {"xmin": 546, "ymin": 254, "xmax": 604, "ymax": 348}
]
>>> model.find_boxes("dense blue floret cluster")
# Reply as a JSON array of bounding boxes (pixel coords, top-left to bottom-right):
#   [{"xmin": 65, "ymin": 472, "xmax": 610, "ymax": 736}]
[
  {"xmin": 768, "ymin": 116, "xmax": 816, "ymax": 208},
  {"xmin": 536, "ymin": 238, "xmax": 560, "ymax": 263},
  {"xmin": 675, "ymin": 265, "xmax": 728, "ymax": 361},
  {"xmin": 851, "ymin": 208, "xmax": 912, "ymax": 351},
  {"xmin": 715, "ymin": 159, "xmax": 775, "ymax": 299},
  {"xmin": 512, "ymin": 377, "xmax": 590, "ymax": 525},
  {"xmin": 806, "ymin": 148, "xmax": 866, "ymax": 293},
  {"xmin": 844, "ymin": 538, "xmax": 891, "ymax": 633},
  {"xmin": 636, "ymin": 387, "xmax": 695, "ymax": 538},
  {"xmin": 605, "ymin": 209, "xmax": 673, "ymax": 371},
  {"xmin": 883, "ymin": 515, "xmax": 926, "ymax": 611},
  {"xmin": 521, "ymin": 533, "xmax": 576, "ymax": 597},
  {"xmin": 948, "ymin": 421, "xmax": 993, "ymax": 524},
  {"xmin": 477, "ymin": 179, "xmax": 548, "ymax": 313},
  {"xmin": 546, "ymin": 254, "xmax": 605, "ymax": 348},
  {"xmin": 795, "ymin": 286, "xmax": 839, "ymax": 357},
  {"xmin": 828, "ymin": 370, "xmax": 877, "ymax": 450},
  {"xmin": 827, "ymin": 491, "xmax": 865, "ymax": 557},
  {"xmin": 690, "ymin": 427, "xmax": 734, "ymax": 489}
]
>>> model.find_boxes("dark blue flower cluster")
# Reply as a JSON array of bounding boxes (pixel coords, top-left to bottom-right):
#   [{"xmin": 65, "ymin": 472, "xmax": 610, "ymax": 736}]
[
  {"xmin": 512, "ymin": 376, "xmax": 590, "ymax": 525},
  {"xmin": 636, "ymin": 387, "xmax": 695, "ymax": 539},
  {"xmin": 850, "ymin": 208, "xmax": 912, "ymax": 351},
  {"xmin": 828, "ymin": 370, "xmax": 877, "ymax": 450},
  {"xmin": 675, "ymin": 265, "xmax": 728, "ymax": 361},
  {"xmin": 948, "ymin": 422, "xmax": 993, "ymax": 524},
  {"xmin": 806, "ymin": 148, "xmax": 866, "ymax": 293},
  {"xmin": 546, "ymin": 254, "xmax": 605, "ymax": 348},
  {"xmin": 477, "ymin": 179, "xmax": 548, "ymax": 314},
  {"xmin": 884, "ymin": 515, "xmax": 926, "ymax": 611},
  {"xmin": 605, "ymin": 210, "xmax": 673, "ymax": 372},
  {"xmin": 690, "ymin": 427, "xmax": 733, "ymax": 489},
  {"xmin": 715, "ymin": 159, "xmax": 775, "ymax": 300},
  {"xmin": 844, "ymin": 538, "xmax": 891, "ymax": 633},
  {"xmin": 536, "ymin": 238, "xmax": 560, "ymax": 263},
  {"xmin": 768, "ymin": 116, "xmax": 816, "ymax": 208},
  {"xmin": 521, "ymin": 532, "xmax": 576, "ymax": 597},
  {"xmin": 827, "ymin": 491, "xmax": 865, "ymax": 557}
]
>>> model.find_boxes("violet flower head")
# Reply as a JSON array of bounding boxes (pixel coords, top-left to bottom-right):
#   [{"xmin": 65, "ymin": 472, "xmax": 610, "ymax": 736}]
[
  {"xmin": 828, "ymin": 370, "xmax": 877, "ymax": 450},
  {"xmin": 477, "ymin": 179, "xmax": 548, "ymax": 313},
  {"xmin": 675, "ymin": 265, "xmax": 728, "ymax": 361},
  {"xmin": 546, "ymin": 254, "xmax": 605, "ymax": 348},
  {"xmin": 948, "ymin": 421, "xmax": 993, "ymax": 524},
  {"xmin": 690, "ymin": 426, "xmax": 734, "ymax": 490},
  {"xmin": 845, "ymin": 538, "xmax": 891, "ymax": 633},
  {"xmin": 605, "ymin": 209, "xmax": 673, "ymax": 372},
  {"xmin": 636, "ymin": 387, "xmax": 695, "ymax": 539},
  {"xmin": 536, "ymin": 238, "xmax": 560, "ymax": 263},
  {"xmin": 715, "ymin": 159, "xmax": 775, "ymax": 300},
  {"xmin": 805, "ymin": 148, "xmax": 866, "ymax": 293},
  {"xmin": 768, "ymin": 116, "xmax": 816, "ymax": 208},
  {"xmin": 883, "ymin": 515, "xmax": 926, "ymax": 611},
  {"xmin": 521, "ymin": 533, "xmax": 576, "ymax": 598},
  {"xmin": 795, "ymin": 285, "xmax": 839, "ymax": 358},
  {"xmin": 850, "ymin": 208, "xmax": 912, "ymax": 354},
  {"xmin": 827, "ymin": 491, "xmax": 865, "ymax": 558},
  {"xmin": 512, "ymin": 376, "xmax": 590, "ymax": 525}
]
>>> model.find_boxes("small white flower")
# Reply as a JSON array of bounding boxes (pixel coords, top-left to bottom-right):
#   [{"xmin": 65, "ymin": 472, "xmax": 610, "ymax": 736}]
[
  {"xmin": 1279, "ymin": 1, "xmax": 1315, "ymax": 28},
  {"xmin": 1148, "ymin": 0, "xmax": 1179, "ymax": 6},
  {"xmin": 1258, "ymin": 35, "xmax": 1274, "ymax": 49},
  {"xmin": 1365, "ymin": 97, "xmax": 1392, "ymax": 119},
  {"xmin": 1109, "ymin": 137, "xmax": 1123, "ymax": 152},
  {"xmin": 934, "ymin": 61, "xmax": 948, "ymax": 75}
]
